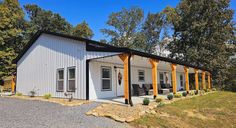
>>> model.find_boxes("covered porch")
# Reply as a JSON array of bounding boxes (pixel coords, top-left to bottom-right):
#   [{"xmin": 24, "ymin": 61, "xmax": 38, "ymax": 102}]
[{"xmin": 88, "ymin": 53, "xmax": 212, "ymax": 106}]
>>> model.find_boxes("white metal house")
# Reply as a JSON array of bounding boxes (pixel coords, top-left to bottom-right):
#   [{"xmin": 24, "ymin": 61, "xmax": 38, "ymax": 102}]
[{"xmin": 14, "ymin": 31, "xmax": 212, "ymax": 104}]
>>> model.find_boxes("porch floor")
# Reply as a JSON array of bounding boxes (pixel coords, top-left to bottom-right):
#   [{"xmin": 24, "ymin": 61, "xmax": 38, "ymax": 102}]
[{"xmin": 93, "ymin": 94, "xmax": 168, "ymax": 105}]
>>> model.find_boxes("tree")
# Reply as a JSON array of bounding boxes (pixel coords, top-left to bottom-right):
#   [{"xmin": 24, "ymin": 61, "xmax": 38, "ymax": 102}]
[
  {"xmin": 101, "ymin": 7, "xmax": 144, "ymax": 48},
  {"xmin": 72, "ymin": 21, "xmax": 94, "ymax": 39},
  {"xmin": 141, "ymin": 13, "xmax": 165, "ymax": 53},
  {"xmin": 164, "ymin": 0, "xmax": 235, "ymax": 87},
  {"xmin": 0, "ymin": 0, "xmax": 25, "ymax": 78},
  {"xmin": 24, "ymin": 4, "xmax": 72, "ymax": 36}
]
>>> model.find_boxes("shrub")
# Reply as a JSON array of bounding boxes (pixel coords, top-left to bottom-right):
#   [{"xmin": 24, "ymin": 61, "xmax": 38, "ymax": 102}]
[
  {"xmin": 157, "ymin": 102, "xmax": 165, "ymax": 107},
  {"xmin": 189, "ymin": 90, "xmax": 195, "ymax": 96},
  {"xmin": 155, "ymin": 97, "xmax": 164, "ymax": 103},
  {"xmin": 143, "ymin": 98, "xmax": 150, "ymax": 105},
  {"xmin": 167, "ymin": 94, "xmax": 173, "ymax": 100},
  {"xmin": 195, "ymin": 90, "xmax": 198, "ymax": 95},
  {"xmin": 203, "ymin": 89, "xmax": 207, "ymax": 92},
  {"xmin": 212, "ymin": 88, "xmax": 217, "ymax": 91},
  {"xmin": 29, "ymin": 90, "xmax": 36, "ymax": 97},
  {"xmin": 16, "ymin": 92, "xmax": 22, "ymax": 96},
  {"xmin": 43, "ymin": 93, "xmax": 52, "ymax": 99},
  {"xmin": 206, "ymin": 89, "xmax": 211, "ymax": 92},
  {"xmin": 200, "ymin": 90, "xmax": 205, "ymax": 95},
  {"xmin": 182, "ymin": 91, "xmax": 187, "ymax": 97},
  {"xmin": 174, "ymin": 93, "xmax": 182, "ymax": 98}
]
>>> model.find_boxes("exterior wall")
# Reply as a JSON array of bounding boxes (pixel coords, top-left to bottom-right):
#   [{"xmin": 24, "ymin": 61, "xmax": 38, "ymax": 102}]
[
  {"xmin": 16, "ymin": 34, "xmax": 119, "ymax": 99},
  {"xmin": 89, "ymin": 60, "xmax": 186, "ymax": 99}
]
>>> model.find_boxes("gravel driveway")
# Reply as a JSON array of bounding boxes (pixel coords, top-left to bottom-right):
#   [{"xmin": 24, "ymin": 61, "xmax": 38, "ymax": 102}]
[{"xmin": 0, "ymin": 97, "xmax": 130, "ymax": 128}]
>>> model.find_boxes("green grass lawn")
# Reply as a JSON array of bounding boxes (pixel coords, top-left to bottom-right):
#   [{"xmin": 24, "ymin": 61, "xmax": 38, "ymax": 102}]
[{"xmin": 130, "ymin": 91, "xmax": 236, "ymax": 128}]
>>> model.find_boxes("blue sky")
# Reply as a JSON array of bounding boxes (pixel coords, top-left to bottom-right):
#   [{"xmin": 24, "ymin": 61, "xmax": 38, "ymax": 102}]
[{"xmin": 19, "ymin": 0, "xmax": 236, "ymax": 41}]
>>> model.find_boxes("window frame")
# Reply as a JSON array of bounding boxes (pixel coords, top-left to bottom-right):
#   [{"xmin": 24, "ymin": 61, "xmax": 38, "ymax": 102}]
[
  {"xmin": 56, "ymin": 68, "xmax": 64, "ymax": 92},
  {"xmin": 67, "ymin": 66, "xmax": 76, "ymax": 92},
  {"xmin": 101, "ymin": 66, "xmax": 112, "ymax": 91},
  {"xmin": 159, "ymin": 72, "xmax": 164, "ymax": 84},
  {"xmin": 138, "ymin": 70, "xmax": 145, "ymax": 82}
]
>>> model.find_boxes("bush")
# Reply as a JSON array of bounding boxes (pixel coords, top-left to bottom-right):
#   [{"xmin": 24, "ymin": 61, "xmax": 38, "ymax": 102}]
[
  {"xmin": 195, "ymin": 90, "xmax": 198, "ymax": 95},
  {"xmin": 189, "ymin": 90, "xmax": 195, "ymax": 96},
  {"xmin": 203, "ymin": 89, "xmax": 207, "ymax": 92},
  {"xmin": 174, "ymin": 93, "xmax": 182, "ymax": 98},
  {"xmin": 16, "ymin": 92, "xmax": 22, "ymax": 96},
  {"xmin": 157, "ymin": 101, "xmax": 165, "ymax": 107},
  {"xmin": 143, "ymin": 98, "xmax": 150, "ymax": 105},
  {"xmin": 212, "ymin": 88, "xmax": 217, "ymax": 91},
  {"xmin": 200, "ymin": 90, "xmax": 205, "ymax": 95},
  {"xmin": 43, "ymin": 93, "xmax": 52, "ymax": 99},
  {"xmin": 167, "ymin": 94, "xmax": 173, "ymax": 100},
  {"xmin": 182, "ymin": 91, "xmax": 187, "ymax": 97},
  {"xmin": 206, "ymin": 89, "xmax": 211, "ymax": 92},
  {"xmin": 155, "ymin": 97, "xmax": 164, "ymax": 103},
  {"xmin": 29, "ymin": 90, "xmax": 36, "ymax": 97}
]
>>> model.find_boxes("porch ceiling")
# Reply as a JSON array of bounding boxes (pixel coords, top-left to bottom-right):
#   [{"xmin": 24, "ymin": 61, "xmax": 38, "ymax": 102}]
[{"xmin": 91, "ymin": 55, "xmax": 199, "ymax": 73}]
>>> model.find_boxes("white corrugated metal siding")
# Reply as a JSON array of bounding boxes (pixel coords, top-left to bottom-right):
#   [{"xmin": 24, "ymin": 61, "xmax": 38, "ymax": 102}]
[{"xmin": 16, "ymin": 34, "xmax": 119, "ymax": 99}]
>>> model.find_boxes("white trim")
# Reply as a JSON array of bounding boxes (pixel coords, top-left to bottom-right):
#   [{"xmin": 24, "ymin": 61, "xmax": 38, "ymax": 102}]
[
  {"xmin": 56, "ymin": 68, "xmax": 64, "ymax": 92},
  {"xmin": 67, "ymin": 66, "xmax": 76, "ymax": 92},
  {"xmin": 101, "ymin": 66, "xmax": 112, "ymax": 91}
]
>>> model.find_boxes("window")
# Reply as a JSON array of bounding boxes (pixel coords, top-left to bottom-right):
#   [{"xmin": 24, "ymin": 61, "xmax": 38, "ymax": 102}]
[
  {"xmin": 101, "ymin": 67, "xmax": 112, "ymax": 91},
  {"xmin": 56, "ymin": 69, "xmax": 64, "ymax": 92},
  {"xmin": 138, "ymin": 70, "xmax": 145, "ymax": 81},
  {"xmin": 67, "ymin": 67, "xmax": 76, "ymax": 92},
  {"xmin": 159, "ymin": 73, "xmax": 164, "ymax": 84},
  {"xmin": 180, "ymin": 75, "xmax": 183, "ymax": 87}
]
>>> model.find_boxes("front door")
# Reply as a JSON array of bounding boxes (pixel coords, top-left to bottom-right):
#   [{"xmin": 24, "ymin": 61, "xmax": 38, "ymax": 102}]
[{"xmin": 116, "ymin": 68, "xmax": 124, "ymax": 96}]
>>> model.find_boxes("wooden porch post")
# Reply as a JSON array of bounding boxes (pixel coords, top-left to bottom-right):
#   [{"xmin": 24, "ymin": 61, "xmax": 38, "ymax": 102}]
[
  {"xmin": 11, "ymin": 75, "xmax": 16, "ymax": 94},
  {"xmin": 202, "ymin": 71, "xmax": 206, "ymax": 90},
  {"xmin": 194, "ymin": 69, "xmax": 199, "ymax": 90},
  {"xmin": 184, "ymin": 66, "xmax": 189, "ymax": 93},
  {"xmin": 207, "ymin": 72, "xmax": 211, "ymax": 89},
  {"xmin": 119, "ymin": 54, "xmax": 129, "ymax": 104},
  {"xmin": 149, "ymin": 59, "xmax": 159, "ymax": 99},
  {"xmin": 171, "ymin": 64, "xmax": 177, "ymax": 94}
]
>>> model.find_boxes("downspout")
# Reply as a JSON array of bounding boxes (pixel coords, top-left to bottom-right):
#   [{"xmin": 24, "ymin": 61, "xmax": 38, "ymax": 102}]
[{"xmin": 128, "ymin": 53, "xmax": 133, "ymax": 106}]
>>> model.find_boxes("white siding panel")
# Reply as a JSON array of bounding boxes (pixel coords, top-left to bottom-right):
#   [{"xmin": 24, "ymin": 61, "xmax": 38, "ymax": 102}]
[{"xmin": 17, "ymin": 34, "xmax": 87, "ymax": 99}]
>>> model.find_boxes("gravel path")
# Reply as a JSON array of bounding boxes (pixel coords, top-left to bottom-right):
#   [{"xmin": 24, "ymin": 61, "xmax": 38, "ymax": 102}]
[{"xmin": 0, "ymin": 97, "xmax": 130, "ymax": 128}]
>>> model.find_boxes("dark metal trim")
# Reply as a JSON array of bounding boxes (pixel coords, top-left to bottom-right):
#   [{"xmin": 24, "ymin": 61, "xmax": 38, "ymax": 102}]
[
  {"xmin": 86, "ymin": 60, "xmax": 90, "ymax": 100},
  {"xmin": 13, "ymin": 30, "xmax": 211, "ymax": 73}
]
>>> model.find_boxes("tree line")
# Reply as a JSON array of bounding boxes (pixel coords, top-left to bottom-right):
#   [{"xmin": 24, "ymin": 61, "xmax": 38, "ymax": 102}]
[
  {"xmin": 0, "ymin": 0, "xmax": 93, "ymax": 78},
  {"xmin": 0, "ymin": 0, "xmax": 235, "ymax": 91}
]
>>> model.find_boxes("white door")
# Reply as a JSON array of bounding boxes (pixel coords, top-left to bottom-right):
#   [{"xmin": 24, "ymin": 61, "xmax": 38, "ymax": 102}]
[{"xmin": 116, "ymin": 68, "xmax": 124, "ymax": 96}]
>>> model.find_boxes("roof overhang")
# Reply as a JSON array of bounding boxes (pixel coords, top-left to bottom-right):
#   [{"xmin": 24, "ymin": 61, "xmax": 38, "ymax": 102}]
[{"xmin": 14, "ymin": 30, "xmax": 212, "ymax": 73}]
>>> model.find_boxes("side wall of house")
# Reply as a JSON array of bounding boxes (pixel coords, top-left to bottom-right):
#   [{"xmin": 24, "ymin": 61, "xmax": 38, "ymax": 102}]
[
  {"xmin": 89, "ymin": 61, "xmax": 186, "ymax": 100},
  {"xmin": 16, "ymin": 34, "xmax": 119, "ymax": 99}
]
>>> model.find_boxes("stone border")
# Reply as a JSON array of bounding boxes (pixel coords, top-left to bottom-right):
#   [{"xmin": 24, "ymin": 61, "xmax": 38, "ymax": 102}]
[
  {"xmin": 86, "ymin": 91, "xmax": 216, "ymax": 123},
  {"xmin": 3, "ymin": 95, "xmax": 91, "ymax": 107}
]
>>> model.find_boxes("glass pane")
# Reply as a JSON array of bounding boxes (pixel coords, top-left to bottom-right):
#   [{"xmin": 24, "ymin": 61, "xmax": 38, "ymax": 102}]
[
  {"xmin": 139, "ymin": 76, "xmax": 144, "ymax": 81},
  {"xmin": 102, "ymin": 68, "xmax": 110, "ymax": 78},
  {"xmin": 57, "ymin": 81, "xmax": 64, "ymax": 91},
  {"xmin": 138, "ymin": 71, "xmax": 144, "ymax": 75},
  {"xmin": 58, "ymin": 70, "xmax": 64, "ymax": 79},
  {"xmin": 69, "ymin": 68, "xmax": 75, "ymax": 79},
  {"xmin": 160, "ymin": 73, "xmax": 164, "ymax": 80},
  {"xmin": 69, "ymin": 80, "xmax": 75, "ymax": 91},
  {"xmin": 102, "ymin": 79, "xmax": 111, "ymax": 90}
]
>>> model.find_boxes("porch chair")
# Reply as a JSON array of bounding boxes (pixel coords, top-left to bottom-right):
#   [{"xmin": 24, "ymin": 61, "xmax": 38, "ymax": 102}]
[
  {"xmin": 142, "ymin": 84, "xmax": 152, "ymax": 95},
  {"xmin": 132, "ymin": 84, "xmax": 145, "ymax": 96}
]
